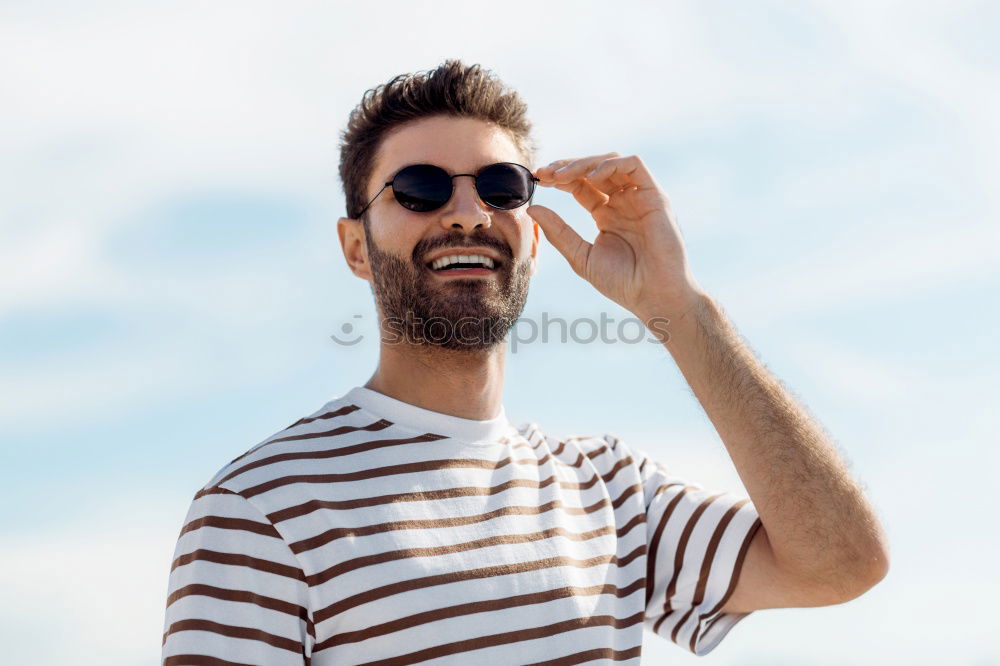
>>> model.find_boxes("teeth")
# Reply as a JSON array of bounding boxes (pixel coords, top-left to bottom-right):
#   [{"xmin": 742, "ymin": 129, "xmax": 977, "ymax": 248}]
[{"xmin": 431, "ymin": 254, "xmax": 496, "ymax": 270}]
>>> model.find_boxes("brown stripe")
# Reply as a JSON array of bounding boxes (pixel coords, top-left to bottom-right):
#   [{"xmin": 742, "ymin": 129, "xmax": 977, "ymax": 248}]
[
  {"xmin": 306, "ymin": 522, "xmax": 617, "ymax": 587},
  {"xmin": 165, "ymin": 583, "xmax": 315, "ymax": 639},
  {"xmin": 659, "ymin": 493, "xmax": 725, "ymax": 638},
  {"xmin": 288, "ymin": 404, "xmax": 361, "ymax": 428},
  {"xmin": 572, "ymin": 439, "xmax": 631, "ymax": 475},
  {"xmin": 620, "ymin": 542, "xmax": 646, "ymax": 569},
  {"xmin": 291, "ymin": 493, "xmax": 611, "ymax": 554},
  {"xmin": 193, "ymin": 485, "xmax": 233, "ymax": 500},
  {"xmin": 192, "ymin": 485, "xmax": 249, "ymax": 502},
  {"xmin": 289, "ymin": 482, "xmax": 643, "ymax": 555},
  {"xmin": 315, "ymin": 577, "xmax": 646, "ymax": 651},
  {"xmin": 244, "ymin": 454, "xmax": 502, "ymax": 499},
  {"xmin": 676, "ymin": 517, "xmax": 761, "ymax": 652},
  {"xmin": 700, "ymin": 515, "xmax": 764, "ymax": 622},
  {"xmin": 178, "ymin": 515, "xmax": 282, "ymax": 540},
  {"xmin": 241, "ymin": 452, "xmax": 554, "ymax": 499},
  {"xmin": 164, "ymin": 656, "xmax": 252, "ymax": 666},
  {"xmin": 267, "ymin": 448, "xmax": 632, "ymax": 524},
  {"xmin": 617, "ymin": 510, "xmax": 646, "ymax": 543},
  {"xmin": 671, "ymin": 607, "xmax": 697, "ymax": 647},
  {"xmin": 684, "ymin": 500, "xmax": 750, "ymax": 651},
  {"xmin": 270, "ymin": 473, "xmax": 558, "ymax": 524},
  {"xmin": 265, "ymin": 419, "xmax": 395, "ymax": 445},
  {"xmin": 163, "ymin": 618, "xmax": 301, "ymax": 654},
  {"xmin": 313, "ymin": 545, "xmax": 644, "ymax": 624},
  {"xmin": 612, "ymin": 481, "xmax": 642, "ymax": 510},
  {"xmin": 690, "ymin": 500, "xmax": 749, "ymax": 606},
  {"xmin": 644, "ymin": 484, "xmax": 694, "ymax": 607},
  {"xmin": 524, "ymin": 644, "xmax": 643, "ymax": 666},
  {"xmin": 216, "ymin": 430, "xmax": 443, "ymax": 487},
  {"xmin": 229, "ymin": 404, "xmax": 362, "ymax": 466},
  {"xmin": 171, "ymin": 548, "xmax": 306, "ymax": 582},
  {"xmin": 522, "ymin": 424, "xmax": 543, "ymax": 446},
  {"xmin": 584, "ymin": 441, "xmax": 611, "ymax": 461},
  {"xmin": 355, "ymin": 612, "xmax": 645, "ymax": 666},
  {"xmin": 602, "ymin": 454, "xmax": 634, "ymax": 484}
]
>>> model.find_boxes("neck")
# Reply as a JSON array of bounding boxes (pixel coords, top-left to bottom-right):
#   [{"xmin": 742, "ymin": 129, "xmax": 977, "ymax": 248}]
[{"xmin": 364, "ymin": 339, "xmax": 506, "ymax": 421}]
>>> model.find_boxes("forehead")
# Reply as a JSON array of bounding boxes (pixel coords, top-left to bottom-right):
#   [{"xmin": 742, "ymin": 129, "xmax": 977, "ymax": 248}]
[{"xmin": 369, "ymin": 116, "xmax": 525, "ymax": 190}]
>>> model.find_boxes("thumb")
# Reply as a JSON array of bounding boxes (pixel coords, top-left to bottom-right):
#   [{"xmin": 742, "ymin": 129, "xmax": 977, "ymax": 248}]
[{"xmin": 526, "ymin": 204, "xmax": 591, "ymax": 279}]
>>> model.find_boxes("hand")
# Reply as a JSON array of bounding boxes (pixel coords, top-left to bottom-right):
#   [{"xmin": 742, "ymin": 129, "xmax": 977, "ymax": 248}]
[{"xmin": 528, "ymin": 153, "xmax": 703, "ymax": 322}]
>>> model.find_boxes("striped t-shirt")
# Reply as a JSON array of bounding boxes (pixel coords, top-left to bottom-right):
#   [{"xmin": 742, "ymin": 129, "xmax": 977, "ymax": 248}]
[{"xmin": 162, "ymin": 386, "xmax": 762, "ymax": 665}]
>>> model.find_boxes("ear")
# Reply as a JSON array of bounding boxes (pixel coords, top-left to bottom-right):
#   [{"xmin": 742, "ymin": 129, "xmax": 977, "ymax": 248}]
[
  {"xmin": 529, "ymin": 216, "xmax": 540, "ymax": 276},
  {"xmin": 337, "ymin": 216, "xmax": 373, "ymax": 282}
]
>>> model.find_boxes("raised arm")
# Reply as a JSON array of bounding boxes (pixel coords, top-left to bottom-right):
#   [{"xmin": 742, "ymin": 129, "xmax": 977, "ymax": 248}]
[{"xmin": 528, "ymin": 154, "xmax": 889, "ymax": 613}]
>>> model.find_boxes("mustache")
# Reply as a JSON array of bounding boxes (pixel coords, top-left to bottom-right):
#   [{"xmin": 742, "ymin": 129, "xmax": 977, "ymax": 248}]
[{"xmin": 412, "ymin": 230, "xmax": 514, "ymax": 265}]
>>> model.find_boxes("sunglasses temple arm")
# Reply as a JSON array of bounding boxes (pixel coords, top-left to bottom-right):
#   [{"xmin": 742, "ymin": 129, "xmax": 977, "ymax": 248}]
[{"xmin": 356, "ymin": 182, "xmax": 392, "ymax": 218}]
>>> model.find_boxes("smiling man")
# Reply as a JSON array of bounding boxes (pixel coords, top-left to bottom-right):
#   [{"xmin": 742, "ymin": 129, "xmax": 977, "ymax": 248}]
[{"xmin": 161, "ymin": 60, "xmax": 889, "ymax": 665}]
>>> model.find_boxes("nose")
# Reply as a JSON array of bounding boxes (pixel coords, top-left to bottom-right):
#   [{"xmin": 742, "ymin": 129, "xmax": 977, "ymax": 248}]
[{"xmin": 438, "ymin": 175, "xmax": 491, "ymax": 232}]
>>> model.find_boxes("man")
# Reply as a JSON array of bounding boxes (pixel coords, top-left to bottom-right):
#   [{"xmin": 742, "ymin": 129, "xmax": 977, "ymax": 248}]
[{"xmin": 161, "ymin": 60, "xmax": 889, "ymax": 665}]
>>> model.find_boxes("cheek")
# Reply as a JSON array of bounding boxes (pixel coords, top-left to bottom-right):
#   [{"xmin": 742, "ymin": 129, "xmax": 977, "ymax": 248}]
[{"xmin": 371, "ymin": 221, "xmax": 422, "ymax": 259}]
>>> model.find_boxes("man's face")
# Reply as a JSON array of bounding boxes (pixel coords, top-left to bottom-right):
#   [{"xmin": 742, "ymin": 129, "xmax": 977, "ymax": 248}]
[{"xmin": 344, "ymin": 115, "xmax": 539, "ymax": 351}]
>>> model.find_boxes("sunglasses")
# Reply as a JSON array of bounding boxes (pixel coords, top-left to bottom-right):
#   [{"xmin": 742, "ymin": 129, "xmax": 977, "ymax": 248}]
[{"xmin": 357, "ymin": 162, "xmax": 540, "ymax": 217}]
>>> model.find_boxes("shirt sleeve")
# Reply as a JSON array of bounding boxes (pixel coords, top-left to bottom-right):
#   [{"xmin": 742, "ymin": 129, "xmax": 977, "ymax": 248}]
[
  {"xmin": 619, "ymin": 438, "xmax": 763, "ymax": 656},
  {"xmin": 161, "ymin": 486, "xmax": 314, "ymax": 665}
]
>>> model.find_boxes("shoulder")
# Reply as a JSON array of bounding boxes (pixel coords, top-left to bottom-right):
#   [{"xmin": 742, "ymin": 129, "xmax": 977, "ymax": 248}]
[
  {"xmin": 193, "ymin": 395, "xmax": 378, "ymax": 502},
  {"xmin": 513, "ymin": 423, "xmax": 647, "ymax": 473}
]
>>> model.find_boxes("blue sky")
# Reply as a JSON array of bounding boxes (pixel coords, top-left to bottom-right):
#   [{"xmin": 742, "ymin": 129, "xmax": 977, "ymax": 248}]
[{"xmin": 2, "ymin": 1, "xmax": 998, "ymax": 663}]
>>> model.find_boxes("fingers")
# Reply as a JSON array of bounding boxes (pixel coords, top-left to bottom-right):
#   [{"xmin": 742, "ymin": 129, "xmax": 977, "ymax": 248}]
[
  {"xmin": 585, "ymin": 155, "xmax": 654, "ymax": 195},
  {"xmin": 535, "ymin": 153, "xmax": 617, "ymax": 213},
  {"xmin": 534, "ymin": 153, "xmax": 620, "ymax": 183},
  {"xmin": 537, "ymin": 154, "xmax": 656, "ymax": 197},
  {"xmin": 525, "ymin": 204, "xmax": 591, "ymax": 279},
  {"xmin": 553, "ymin": 177, "xmax": 609, "ymax": 215}
]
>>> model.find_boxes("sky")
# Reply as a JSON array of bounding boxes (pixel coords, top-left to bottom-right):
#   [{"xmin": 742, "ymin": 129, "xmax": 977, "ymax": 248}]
[{"xmin": 1, "ymin": 1, "xmax": 998, "ymax": 664}]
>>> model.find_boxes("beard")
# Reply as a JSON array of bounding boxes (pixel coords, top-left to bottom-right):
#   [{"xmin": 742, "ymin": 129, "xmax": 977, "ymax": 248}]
[{"xmin": 364, "ymin": 227, "xmax": 531, "ymax": 352}]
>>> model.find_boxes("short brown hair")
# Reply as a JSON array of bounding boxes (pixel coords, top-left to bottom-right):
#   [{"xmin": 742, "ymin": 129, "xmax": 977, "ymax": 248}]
[{"xmin": 337, "ymin": 59, "xmax": 538, "ymax": 222}]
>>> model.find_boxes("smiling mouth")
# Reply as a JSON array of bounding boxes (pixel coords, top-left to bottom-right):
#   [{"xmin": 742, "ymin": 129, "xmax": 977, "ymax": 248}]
[{"xmin": 425, "ymin": 254, "xmax": 500, "ymax": 275}]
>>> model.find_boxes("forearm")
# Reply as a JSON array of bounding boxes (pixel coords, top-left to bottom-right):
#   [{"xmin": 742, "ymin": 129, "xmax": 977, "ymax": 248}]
[{"xmin": 649, "ymin": 289, "xmax": 889, "ymax": 589}]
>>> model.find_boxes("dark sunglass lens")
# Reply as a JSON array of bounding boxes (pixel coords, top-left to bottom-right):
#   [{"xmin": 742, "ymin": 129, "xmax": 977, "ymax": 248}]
[
  {"xmin": 392, "ymin": 165, "xmax": 452, "ymax": 212},
  {"xmin": 477, "ymin": 163, "xmax": 534, "ymax": 209}
]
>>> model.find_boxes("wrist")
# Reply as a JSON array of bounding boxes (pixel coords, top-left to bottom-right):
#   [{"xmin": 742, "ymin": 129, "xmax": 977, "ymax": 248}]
[
  {"xmin": 635, "ymin": 285, "xmax": 709, "ymax": 348},
  {"xmin": 634, "ymin": 281, "xmax": 707, "ymax": 326}
]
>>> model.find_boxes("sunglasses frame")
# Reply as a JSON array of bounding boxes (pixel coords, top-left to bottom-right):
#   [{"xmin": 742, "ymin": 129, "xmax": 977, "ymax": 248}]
[{"xmin": 357, "ymin": 162, "xmax": 540, "ymax": 218}]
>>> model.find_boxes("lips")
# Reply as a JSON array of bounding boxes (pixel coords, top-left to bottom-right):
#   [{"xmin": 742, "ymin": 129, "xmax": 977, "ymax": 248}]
[{"xmin": 430, "ymin": 266, "xmax": 496, "ymax": 278}]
